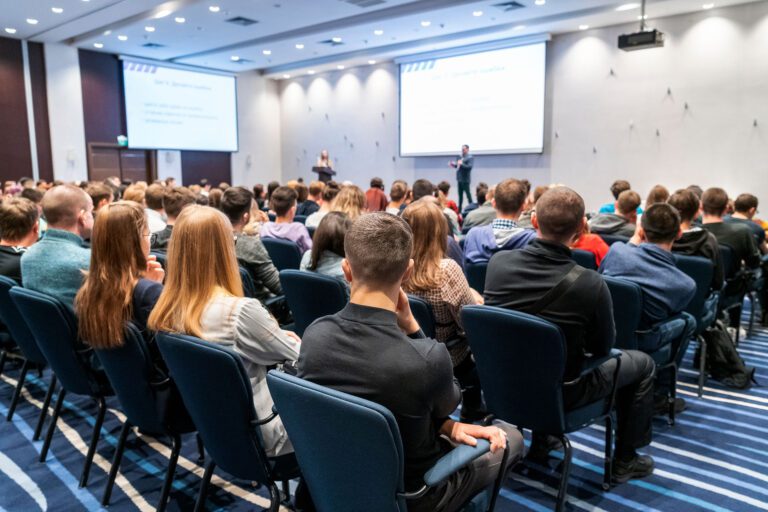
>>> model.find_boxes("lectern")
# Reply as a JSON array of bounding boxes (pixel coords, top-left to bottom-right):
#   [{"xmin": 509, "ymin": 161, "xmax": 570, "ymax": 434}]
[{"xmin": 312, "ymin": 166, "xmax": 336, "ymax": 183}]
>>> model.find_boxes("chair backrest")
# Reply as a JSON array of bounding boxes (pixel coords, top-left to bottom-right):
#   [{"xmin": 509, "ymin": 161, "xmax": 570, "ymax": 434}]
[
  {"xmin": 407, "ymin": 295, "xmax": 436, "ymax": 339},
  {"xmin": 279, "ymin": 270, "xmax": 348, "ymax": 336},
  {"xmin": 307, "ymin": 226, "xmax": 316, "ymax": 239},
  {"xmin": 602, "ymin": 276, "xmax": 643, "ymax": 350},
  {"xmin": 599, "ymin": 234, "xmax": 630, "ymax": 246},
  {"xmin": 151, "ymin": 251, "xmax": 168, "ymax": 270},
  {"xmin": 294, "ymin": 215, "xmax": 307, "ymax": 225},
  {"xmin": 718, "ymin": 244, "xmax": 738, "ymax": 278},
  {"xmin": 462, "ymin": 305, "xmax": 567, "ymax": 433},
  {"xmin": 262, "ymin": 238, "xmax": 303, "ymax": 271},
  {"xmin": 239, "ymin": 266, "xmax": 257, "ymax": 298},
  {"xmin": 156, "ymin": 332, "xmax": 272, "ymax": 482},
  {"xmin": 0, "ymin": 276, "xmax": 47, "ymax": 365},
  {"xmin": 571, "ymin": 249, "xmax": 598, "ymax": 270},
  {"xmin": 267, "ymin": 370, "xmax": 406, "ymax": 512},
  {"xmin": 94, "ymin": 324, "xmax": 165, "ymax": 433},
  {"xmin": 673, "ymin": 254, "xmax": 715, "ymax": 319},
  {"xmin": 465, "ymin": 262, "xmax": 487, "ymax": 294},
  {"xmin": 268, "ymin": 213, "xmax": 276, "ymax": 222},
  {"xmin": 10, "ymin": 287, "xmax": 100, "ymax": 396}
]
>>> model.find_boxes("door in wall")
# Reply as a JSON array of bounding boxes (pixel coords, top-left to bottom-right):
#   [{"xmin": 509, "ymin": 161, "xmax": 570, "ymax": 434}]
[{"xmin": 87, "ymin": 143, "xmax": 156, "ymax": 183}]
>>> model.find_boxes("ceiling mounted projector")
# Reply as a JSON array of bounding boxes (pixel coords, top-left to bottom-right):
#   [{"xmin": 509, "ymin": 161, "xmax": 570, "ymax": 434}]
[{"xmin": 617, "ymin": 0, "xmax": 664, "ymax": 51}]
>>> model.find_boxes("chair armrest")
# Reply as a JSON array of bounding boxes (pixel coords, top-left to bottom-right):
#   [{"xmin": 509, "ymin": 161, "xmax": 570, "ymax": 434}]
[
  {"xmin": 264, "ymin": 295, "xmax": 286, "ymax": 308},
  {"xmin": 578, "ymin": 349, "xmax": 621, "ymax": 379},
  {"xmin": 422, "ymin": 439, "xmax": 491, "ymax": 488}
]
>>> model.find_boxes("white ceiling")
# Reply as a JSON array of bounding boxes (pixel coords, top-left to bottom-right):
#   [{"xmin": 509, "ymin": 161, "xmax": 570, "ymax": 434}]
[{"xmin": 1, "ymin": 0, "xmax": 764, "ymax": 77}]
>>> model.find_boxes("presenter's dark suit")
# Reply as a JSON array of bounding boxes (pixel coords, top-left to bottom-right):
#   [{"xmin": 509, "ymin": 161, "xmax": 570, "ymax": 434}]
[{"xmin": 456, "ymin": 154, "xmax": 474, "ymax": 212}]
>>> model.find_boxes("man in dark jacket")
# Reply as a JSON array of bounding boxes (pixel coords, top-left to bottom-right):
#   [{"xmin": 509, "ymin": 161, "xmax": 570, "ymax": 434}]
[{"xmin": 589, "ymin": 190, "xmax": 641, "ymax": 238}]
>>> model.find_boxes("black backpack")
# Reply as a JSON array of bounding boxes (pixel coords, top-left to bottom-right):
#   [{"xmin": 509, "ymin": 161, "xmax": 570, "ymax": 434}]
[{"xmin": 694, "ymin": 320, "xmax": 757, "ymax": 389}]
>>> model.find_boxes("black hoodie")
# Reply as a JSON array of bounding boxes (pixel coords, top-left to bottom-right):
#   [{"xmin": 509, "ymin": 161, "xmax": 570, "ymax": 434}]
[{"xmin": 672, "ymin": 227, "xmax": 724, "ymax": 290}]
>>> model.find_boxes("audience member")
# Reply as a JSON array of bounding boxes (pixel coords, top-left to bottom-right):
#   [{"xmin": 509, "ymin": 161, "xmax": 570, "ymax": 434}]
[
  {"xmin": 483, "ymin": 187, "xmax": 656, "ymax": 481},
  {"xmin": 589, "ymin": 189, "xmax": 642, "ymax": 238},
  {"xmin": 668, "ymin": 189, "xmax": 724, "ymax": 290},
  {"xmin": 296, "ymin": 181, "xmax": 324, "ymax": 217},
  {"xmin": 165, "ymin": 177, "xmax": 177, "ymax": 188},
  {"xmin": 75, "ymin": 202, "xmax": 165, "ymax": 354},
  {"xmin": 123, "ymin": 184, "xmax": 146, "ymax": 205},
  {"xmin": 645, "ymin": 184, "xmax": 670, "ymax": 210},
  {"xmin": 148, "ymin": 205, "xmax": 300, "ymax": 458},
  {"xmin": 298, "ymin": 212, "xmax": 522, "ymax": 511},
  {"xmin": 261, "ymin": 186, "xmax": 313, "ymax": 253},
  {"xmin": 266, "ymin": 181, "xmax": 280, "ymax": 205},
  {"xmin": 462, "ymin": 186, "xmax": 496, "ymax": 230},
  {"xmin": 0, "ymin": 198, "xmax": 39, "ymax": 283},
  {"xmin": 461, "ymin": 182, "xmax": 488, "ymax": 218},
  {"xmin": 293, "ymin": 183, "xmax": 310, "ymax": 215},
  {"xmin": 207, "ymin": 188, "xmax": 223, "ymax": 209},
  {"xmin": 386, "ymin": 180, "xmax": 408, "ymax": 214},
  {"xmin": 517, "ymin": 184, "xmax": 550, "ymax": 229},
  {"xmin": 21, "ymin": 185, "xmax": 93, "ymax": 306},
  {"xmin": 437, "ymin": 188, "xmax": 461, "ymax": 237},
  {"xmin": 20, "ymin": 187, "xmax": 47, "ymax": 232},
  {"xmin": 727, "ymin": 193, "xmax": 767, "ymax": 252},
  {"xmin": 571, "ymin": 224, "xmax": 610, "ymax": 266},
  {"xmin": 253, "ymin": 183, "xmax": 266, "ymax": 210},
  {"xmin": 402, "ymin": 201, "xmax": 486, "ymax": 420},
  {"xmin": 332, "ymin": 185, "xmax": 367, "ymax": 221},
  {"xmin": 463, "ymin": 179, "xmax": 537, "ymax": 265},
  {"xmin": 86, "ymin": 182, "xmax": 114, "ymax": 214},
  {"xmin": 144, "ymin": 184, "xmax": 167, "ymax": 234},
  {"xmin": 220, "ymin": 187, "xmax": 283, "ymax": 301},
  {"xmin": 702, "ymin": 187, "xmax": 760, "ymax": 269},
  {"xmin": 218, "ymin": 182, "xmax": 230, "ymax": 191},
  {"xmin": 300, "ymin": 212, "xmax": 351, "ymax": 285},
  {"xmin": 365, "ymin": 177, "xmax": 389, "ymax": 212},
  {"xmin": 305, "ymin": 181, "xmax": 341, "ymax": 228},
  {"xmin": 151, "ymin": 187, "xmax": 197, "ymax": 251},
  {"xmin": 598, "ymin": 179, "xmax": 632, "ymax": 214},
  {"xmin": 437, "ymin": 181, "xmax": 460, "ymax": 216}
]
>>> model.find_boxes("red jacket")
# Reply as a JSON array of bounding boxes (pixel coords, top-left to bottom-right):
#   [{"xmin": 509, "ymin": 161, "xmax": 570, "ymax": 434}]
[
  {"xmin": 572, "ymin": 234, "xmax": 610, "ymax": 266},
  {"xmin": 366, "ymin": 188, "xmax": 389, "ymax": 212}
]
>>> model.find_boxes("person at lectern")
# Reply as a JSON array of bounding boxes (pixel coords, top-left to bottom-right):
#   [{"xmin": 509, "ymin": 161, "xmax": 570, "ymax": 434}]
[
  {"xmin": 449, "ymin": 144, "xmax": 474, "ymax": 212},
  {"xmin": 316, "ymin": 149, "xmax": 333, "ymax": 168},
  {"xmin": 313, "ymin": 149, "xmax": 336, "ymax": 183}
]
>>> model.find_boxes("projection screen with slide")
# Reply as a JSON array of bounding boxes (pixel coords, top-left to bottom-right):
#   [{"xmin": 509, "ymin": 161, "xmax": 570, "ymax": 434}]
[{"xmin": 399, "ymin": 42, "xmax": 546, "ymax": 156}]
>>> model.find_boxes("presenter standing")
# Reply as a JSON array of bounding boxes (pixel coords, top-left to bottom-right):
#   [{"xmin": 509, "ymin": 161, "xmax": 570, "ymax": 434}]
[
  {"xmin": 313, "ymin": 149, "xmax": 336, "ymax": 183},
  {"xmin": 449, "ymin": 144, "xmax": 474, "ymax": 212}
]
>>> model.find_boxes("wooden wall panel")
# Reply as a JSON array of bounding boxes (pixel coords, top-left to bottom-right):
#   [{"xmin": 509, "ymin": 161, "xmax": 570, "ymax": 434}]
[
  {"xmin": 27, "ymin": 42, "xmax": 53, "ymax": 182},
  {"xmin": 181, "ymin": 151, "xmax": 231, "ymax": 186},
  {"xmin": 0, "ymin": 37, "xmax": 32, "ymax": 182},
  {"xmin": 78, "ymin": 49, "xmax": 126, "ymax": 144}
]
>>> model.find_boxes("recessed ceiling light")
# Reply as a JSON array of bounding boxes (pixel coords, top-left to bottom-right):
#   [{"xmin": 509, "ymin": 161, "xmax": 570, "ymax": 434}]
[
  {"xmin": 373, "ymin": 29, "xmax": 384, "ymax": 36},
  {"xmin": 209, "ymin": 5, "xmax": 220, "ymax": 12},
  {"xmin": 103, "ymin": 30, "xmax": 112, "ymax": 35},
  {"xmin": 368, "ymin": 60, "xmax": 377, "ymax": 65},
  {"xmin": 118, "ymin": 35, "xmax": 128, "ymax": 41},
  {"xmin": 513, "ymin": 24, "xmax": 526, "ymax": 30},
  {"xmin": 283, "ymin": 74, "xmax": 291, "ymax": 79},
  {"xmin": 616, "ymin": 3, "xmax": 640, "ymax": 11},
  {"xmin": 26, "ymin": 18, "xmax": 39, "ymax": 25},
  {"xmin": 332, "ymin": 36, "xmax": 342, "ymax": 43},
  {"xmin": 308, "ymin": 70, "xmax": 315, "ymax": 75},
  {"xmin": 637, "ymin": 14, "xmax": 648, "ymax": 20},
  {"xmin": 51, "ymin": 7, "xmax": 64, "ymax": 14},
  {"xmin": 295, "ymin": 43, "xmax": 304, "ymax": 49},
  {"xmin": 473, "ymin": 10, "xmax": 483, "ymax": 17},
  {"xmin": 579, "ymin": 24, "xmax": 590, "ymax": 30},
  {"xmin": 155, "ymin": 9, "xmax": 172, "ymax": 18},
  {"xmin": 145, "ymin": 26, "xmax": 155, "ymax": 32},
  {"xmin": 337, "ymin": 65, "xmax": 345, "ymax": 70},
  {"xmin": 702, "ymin": 3, "xmax": 714, "ymax": 8},
  {"xmin": 420, "ymin": 20, "xmax": 431, "ymax": 27},
  {"xmin": 175, "ymin": 17, "xmax": 185, "ymax": 23},
  {"xmin": 535, "ymin": 0, "xmax": 545, "ymax": 5},
  {"xmin": 4, "ymin": 28, "xmax": 17, "ymax": 34},
  {"xmin": 93, "ymin": 43, "xmax": 103, "ymax": 48},
  {"xmin": 263, "ymin": 49, "xmax": 272, "ymax": 55},
  {"xmin": 230, "ymin": 55, "xmax": 240, "ymax": 61}
]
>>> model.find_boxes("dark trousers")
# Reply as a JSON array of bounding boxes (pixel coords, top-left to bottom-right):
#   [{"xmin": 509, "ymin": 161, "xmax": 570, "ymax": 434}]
[
  {"xmin": 563, "ymin": 349, "xmax": 655, "ymax": 457},
  {"xmin": 457, "ymin": 182, "xmax": 472, "ymax": 213}
]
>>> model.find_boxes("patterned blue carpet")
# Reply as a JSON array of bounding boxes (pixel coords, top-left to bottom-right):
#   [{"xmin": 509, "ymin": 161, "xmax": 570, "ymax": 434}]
[{"xmin": 0, "ymin": 309, "xmax": 766, "ymax": 511}]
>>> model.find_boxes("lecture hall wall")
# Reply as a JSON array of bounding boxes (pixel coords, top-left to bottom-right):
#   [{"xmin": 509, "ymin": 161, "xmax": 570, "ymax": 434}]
[{"xmin": 272, "ymin": 1, "xmax": 768, "ymax": 211}]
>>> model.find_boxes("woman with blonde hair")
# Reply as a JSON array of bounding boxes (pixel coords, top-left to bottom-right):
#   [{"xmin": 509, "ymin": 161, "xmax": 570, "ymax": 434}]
[
  {"xmin": 401, "ymin": 200, "xmax": 485, "ymax": 421},
  {"xmin": 148, "ymin": 205, "xmax": 299, "ymax": 457},
  {"xmin": 75, "ymin": 201, "xmax": 165, "ymax": 352},
  {"xmin": 332, "ymin": 185, "xmax": 366, "ymax": 221}
]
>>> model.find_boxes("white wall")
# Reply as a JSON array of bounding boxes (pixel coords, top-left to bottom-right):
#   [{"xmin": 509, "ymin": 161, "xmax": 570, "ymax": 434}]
[
  {"xmin": 44, "ymin": 43, "xmax": 88, "ymax": 183},
  {"xmin": 232, "ymin": 71, "xmax": 283, "ymax": 187},
  {"xmin": 277, "ymin": 1, "xmax": 768, "ymax": 210}
]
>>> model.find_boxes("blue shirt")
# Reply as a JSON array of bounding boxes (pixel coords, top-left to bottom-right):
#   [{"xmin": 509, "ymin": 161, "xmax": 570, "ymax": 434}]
[
  {"xmin": 598, "ymin": 202, "xmax": 644, "ymax": 215},
  {"xmin": 599, "ymin": 242, "xmax": 696, "ymax": 326},
  {"xmin": 463, "ymin": 219, "xmax": 537, "ymax": 265},
  {"xmin": 21, "ymin": 229, "xmax": 91, "ymax": 307}
]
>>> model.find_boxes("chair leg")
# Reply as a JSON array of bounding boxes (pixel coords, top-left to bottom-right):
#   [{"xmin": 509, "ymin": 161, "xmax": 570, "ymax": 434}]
[
  {"xmin": 40, "ymin": 388, "xmax": 66, "ymax": 462},
  {"xmin": 102, "ymin": 421, "xmax": 131, "ymax": 506},
  {"xmin": 747, "ymin": 292, "xmax": 756, "ymax": 339},
  {"xmin": 267, "ymin": 482, "xmax": 281, "ymax": 512},
  {"xmin": 0, "ymin": 350, "xmax": 6, "ymax": 378},
  {"xmin": 196, "ymin": 433, "xmax": 205, "ymax": 464},
  {"xmin": 603, "ymin": 415, "xmax": 614, "ymax": 491},
  {"xmin": 157, "ymin": 434, "xmax": 181, "ymax": 512},
  {"xmin": 698, "ymin": 336, "xmax": 707, "ymax": 398},
  {"xmin": 735, "ymin": 305, "xmax": 742, "ymax": 346},
  {"xmin": 669, "ymin": 364, "xmax": 678, "ymax": 426},
  {"xmin": 194, "ymin": 460, "xmax": 216, "ymax": 512},
  {"xmin": 487, "ymin": 444, "xmax": 510, "ymax": 512},
  {"xmin": 556, "ymin": 436, "xmax": 573, "ymax": 512},
  {"xmin": 7, "ymin": 360, "xmax": 30, "ymax": 421},
  {"xmin": 33, "ymin": 375, "xmax": 57, "ymax": 441},
  {"xmin": 79, "ymin": 397, "xmax": 107, "ymax": 488}
]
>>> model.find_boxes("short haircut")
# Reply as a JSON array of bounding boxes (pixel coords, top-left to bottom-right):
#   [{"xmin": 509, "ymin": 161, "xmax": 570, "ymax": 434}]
[
  {"xmin": 475, "ymin": 182, "xmax": 489, "ymax": 204},
  {"xmin": 42, "ymin": 184, "xmax": 91, "ymax": 227},
  {"xmin": 616, "ymin": 190, "xmax": 642, "ymax": 216},
  {"xmin": 493, "ymin": 179, "xmax": 528, "ymax": 215},
  {"xmin": 734, "ymin": 193, "xmax": 758, "ymax": 213},
  {"xmin": 462, "ymin": 144, "xmax": 469, "ymax": 150},
  {"xmin": 122, "ymin": 185, "xmax": 145, "ymax": 204},
  {"xmin": 20, "ymin": 187, "xmax": 43, "ymax": 203},
  {"xmin": 207, "ymin": 188, "xmax": 223, "ymax": 209},
  {"xmin": 370, "ymin": 177, "xmax": 384, "ymax": 190},
  {"xmin": 702, "ymin": 187, "xmax": 729, "ymax": 216},
  {"xmin": 687, "ymin": 185, "xmax": 704, "ymax": 199},
  {"xmin": 344, "ymin": 212, "xmax": 413, "ymax": 286},
  {"xmin": 667, "ymin": 189, "xmax": 700, "ymax": 223},
  {"xmin": 533, "ymin": 185, "xmax": 549, "ymax": 204},
  {"xmin": 0, "ymin": 198, "xmax": 38, "ymax": 241},
  {"xmin": 86, "ymin": 183, "xmax": 114, "ymax": 208},
  {"xmin": 437, "ymin": 180, "xmax": 451, "ymax": 195},
  {"xmin": 535, "ymin": 187, "xmax": 585, "ymax": 243},
  {"xmin": 645, "ymin": 184, "xmax": 669, "ymax": 207},
  {"xmin": 641, "ymin": 203, "xmax": 681, "ymax": 244},
  {"xmin": 267, "ymin": 181, "xmax": 280, "ymax": 200},
  {"xmin": 253, "ymin": 183, "xmax": 264, "ymax": 198},
  {"xmin": 145, "ymin": 184, "xmax": 165, "ymax": 210},
  {"xmin": 220, "ymin": 186, "xmax": 254, "ymax": 225},
  {"xmin": 610, "ymin": 180, "xmax": 631, "ymax": 200},
  {"xmin": 295, "ymin": 183, "xmax": 309, "ymax": 203},
  {"xmin": 308, "ymin": 181, "xmax": 325, "ymax": 197},
  {"xmin": 390, "ymin": 180, "xmax": 408, "ymax": 202},
  {"xmin": 163, "ymin": 187, "xmax": 197, "ymax": 218},
  {"xmin": 322, "ymin": 181, "xmax": 341, "ymax": 202},
  {"xmin": 270, "ymin": 186, "xmax": 298, "ymax": 216},
  {"xmin": 411, "ymin": 179, "xmax": 434, "ymax": 201}
]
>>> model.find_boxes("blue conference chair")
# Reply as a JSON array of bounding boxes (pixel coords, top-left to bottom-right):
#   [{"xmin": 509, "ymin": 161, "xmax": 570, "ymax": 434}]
[
  {"xmin": 262, "ymin": 238, "xmax": 303, "ymax": 271},
  {"xmin": 603, "ymin": 276, "xmax": 696, "ymax": 425},
  {"xmin": 598, "ymin": 234, "xmax": 629, "ymax": 246},
  {"xmin": 0, "ymin": 276, "xmax": 56, "ymax": 439},
  {"xmin": 268, "ymin": 213, "xmax": 276, "ymax": 222},
  {"xmin": 674, "ymin": 254, "xmax": 719, "ymax": 396},
  {"xmin": 151, "ymin": 251, "xmax": 168, "ymax": 269},
  {"xmin": 307, "ymin": 226, "xmax": 316, "ymax": 239},
  {"xmin": 267, "ymin": 370, "xmax": 508, "ymax": 512},
  {"xmin": 95, "ymin": 323, "xmax": 198, "ymax": 510},
  {"xmin": 407, "ymin": 295, "xmax": 436, "ymax": 339},
  {"xmin": 279, "ymin": 270, "xmax": 348, "ymax": 336},
  {"xmin": 465, "ymin": 262, "xmax": 488, "ymax": 294},
  {"xmin": 294, "ymin": 215, "xmax": 307, "ymax": 225},
  {"xmin": 462, "ymin": 305, "xmax": 621, "ymax": 512},
  {"xmin": 10, "ymin": 287, "xmax": 113, "ymax": 488},
  {"xmin": 156, "ymin": 332, "xmax": 300, "ymax": 512},
  {"xmin": 239, "ymin": 266, "xmax": 258, "ymax": 299},
  {"xmin": 571, "ymin": 249, "xmax": 598, "ymax": 270},
  {"xmin": 718, "ymin": 244, "xmax": 760, "ymax": 343}
]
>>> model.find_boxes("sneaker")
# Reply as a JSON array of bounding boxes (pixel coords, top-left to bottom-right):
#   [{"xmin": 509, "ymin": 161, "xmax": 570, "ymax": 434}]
[
  {"xmin": 653, "ymin": 396, "xmax": 686, "ymax": 416},
  {"xmin": 612, "ymin": 454, "xmax": 655, "ymax": 483},
  {"xmin": 526, "ymin": 434, "xmax": 564, "ymax": 462}
]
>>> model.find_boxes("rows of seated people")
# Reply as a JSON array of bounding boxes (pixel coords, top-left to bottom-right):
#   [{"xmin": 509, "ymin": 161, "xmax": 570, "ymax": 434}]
[{"xmin": 0, "ymin": 172, "xmax": 765, "ymax": 511}]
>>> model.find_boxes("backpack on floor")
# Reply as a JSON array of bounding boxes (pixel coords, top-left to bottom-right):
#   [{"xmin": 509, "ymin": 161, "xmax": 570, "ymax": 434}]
[{"xmin": 694, "ymin": 320, "xmax": 757, "ymax": 389}]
